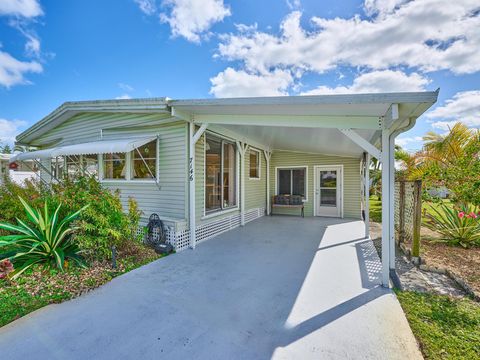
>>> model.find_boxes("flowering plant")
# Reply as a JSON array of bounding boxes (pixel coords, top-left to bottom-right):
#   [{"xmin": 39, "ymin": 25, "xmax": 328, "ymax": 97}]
[
  {"xmin": 425, "ymin": 203, "xmax": 480, "ymax": 247},
  {"xmin": 0, "ymin": 259, "xmax": 14, "ymax": 279}
]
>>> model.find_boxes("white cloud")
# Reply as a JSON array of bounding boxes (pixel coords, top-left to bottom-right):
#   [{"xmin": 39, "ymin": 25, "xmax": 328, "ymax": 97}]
[
  {"xmin": 217, "ymin": 1, "xmax": 480, "ymax": 75},
  {"xmin": 364, "ymin": 0, "xmax": 408, "ymax": 18},
  {"xmin": 286, "ymin": 0, "xmax": 301, "ymax": 10},
  {"xmin": 8, "ymin": 19, "xmax": 42, "ymax": 57},
  {"xmin": 302, "ymin": 70, "xmax": 430, "ymax": 95},
  {"xmin": 160, "ymin": 0, "xmax": 231, "ymax": 43},
  {"xmin": 134, "ymin": 0, "xmax": 157, "ymax": 15},
  {"xmin": 118, "ymin": 82, "xmax": 134, "ymax": 92},
  {"xmin": 427, "ymin": 90, "xmax": 480, "ymax": 129},
  {"xmin": 0, "ymin": 0, "xmax": 43, "ymax": 18},
  {"xmin": 210, "ymin": 67, "xmax": 293, "ymax": 98},
  {"xmin": 395, "ymin": 136, "xmax": 423, "ymax": 148},
  {"xmin": 115, "ymin": 94, "xmax": 132, "ymax": 100},
  {"xmin": 0, "ymin": 50, "xmax": 42, "ymax": 88},
  {"xmin": 0, "ymin": 118, "xmax": 27, "ymax": 145}
]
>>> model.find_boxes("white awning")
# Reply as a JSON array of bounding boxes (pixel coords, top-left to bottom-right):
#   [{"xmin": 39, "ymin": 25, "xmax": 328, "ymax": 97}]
[
  {"xmin": 53, "ymin": 137, "xmax": 157, "ymax": 156},
  {"xmin": 10, "ymin": 137, "xmax": 156, "ymax": 163},
  {"xmin": 11, "ymin": 149, "xmax": 56, "ymax": 162}
]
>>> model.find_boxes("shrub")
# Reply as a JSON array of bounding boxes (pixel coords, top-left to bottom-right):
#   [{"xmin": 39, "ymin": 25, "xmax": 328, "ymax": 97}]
[
  {"xmin": 0, "ymin": 176, "xmax": 142, "ymax": 262},
  {"xmin": 424, "ymin": 203, "xmax": 480, "ymax": 247},
  {"xmin": 0, "ymin": 197, "xmax": 87, "ymax": 278},
  {"xmin": 49, "ymin": 176, "xmax": 143, "ymax": 260}
]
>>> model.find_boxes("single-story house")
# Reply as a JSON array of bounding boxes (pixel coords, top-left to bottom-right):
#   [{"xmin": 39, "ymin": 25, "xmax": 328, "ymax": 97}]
[{"xmin": 11, "ymin": 92, "xmax": 438, "ymax": 286}]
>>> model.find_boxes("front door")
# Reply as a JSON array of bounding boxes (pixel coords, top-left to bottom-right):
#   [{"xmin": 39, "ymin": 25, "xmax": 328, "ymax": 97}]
[{"xmin": 315, "ymin": 166, "xmax": 342, "ymax": 217}]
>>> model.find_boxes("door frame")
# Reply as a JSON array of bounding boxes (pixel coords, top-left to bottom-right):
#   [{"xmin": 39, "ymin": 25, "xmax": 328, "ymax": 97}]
[{"xmin": 313, "ymin": 165, "xmax": 344, "ymax": 218}]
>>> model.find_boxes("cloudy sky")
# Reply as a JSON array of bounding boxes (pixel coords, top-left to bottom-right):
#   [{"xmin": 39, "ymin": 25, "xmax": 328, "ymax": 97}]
[{"xmin": 1, "ymin": 0, "xmax": 479, "ymax": 150}]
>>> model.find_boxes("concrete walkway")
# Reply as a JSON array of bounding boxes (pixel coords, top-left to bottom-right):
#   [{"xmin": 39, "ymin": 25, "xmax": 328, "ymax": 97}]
[{"xmin": 0, "ymin": 217, "xmax": 422, "ymax": 359}]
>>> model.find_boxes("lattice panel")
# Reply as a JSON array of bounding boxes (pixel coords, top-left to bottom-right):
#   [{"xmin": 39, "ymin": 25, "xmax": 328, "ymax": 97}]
[
  {"xmin": 141, "ymin": 207, "xmax": 266, "ymax": 253},
  {"xmin": 394, "ymin": 181, "xmax": 416, "ymax": 245}
]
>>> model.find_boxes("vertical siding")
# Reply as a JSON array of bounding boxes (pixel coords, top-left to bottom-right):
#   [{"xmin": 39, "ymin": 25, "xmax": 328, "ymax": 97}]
[
  {"xmin": 35, "ymin": 112, "xmax": 188, "ymax": 221},
  {"xmin": 270, "ymin": 150, "xmax": 361, "ymax": 219}
]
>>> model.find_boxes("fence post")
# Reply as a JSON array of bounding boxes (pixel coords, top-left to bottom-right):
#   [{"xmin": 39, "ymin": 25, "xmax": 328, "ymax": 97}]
[
  {"xmin": 398, "ymin": 180, "xmax": 405, "ymax": 244},
  {"xmin": 412, "ymin": 180, "xmax": 422, "ymax": 258}
]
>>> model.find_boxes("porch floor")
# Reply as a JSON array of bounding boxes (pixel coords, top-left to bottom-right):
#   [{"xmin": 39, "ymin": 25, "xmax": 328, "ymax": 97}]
[{"xmin": 0, "ymin": 216, "xmax": 421, "ymax": 359}]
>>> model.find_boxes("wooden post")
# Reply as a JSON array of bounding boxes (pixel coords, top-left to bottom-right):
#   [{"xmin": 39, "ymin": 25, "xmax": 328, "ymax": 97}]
[
  {"xmin": 412, "ymin": 180, "xmax": 422, "ymax": 258},
  {"xmin": 398, "ymin": 180, "xmax": 405, "ymax": 244}
]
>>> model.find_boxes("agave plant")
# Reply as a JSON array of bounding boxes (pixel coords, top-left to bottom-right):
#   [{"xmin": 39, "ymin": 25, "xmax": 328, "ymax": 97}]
[
  {"xmin": 424, "ymin": 203, "xmax": 480, "ymax": 248},
  {"xmin": 0, "ymin": 197, "xmax": 88, "ymax": 278}
]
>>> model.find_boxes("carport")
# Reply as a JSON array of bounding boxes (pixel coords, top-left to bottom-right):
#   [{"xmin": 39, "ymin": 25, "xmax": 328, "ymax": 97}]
[
  {"xmin": 0, "ymin": 216, "xmax": 422, "ymax": 359},
  {"xmin": 170, "ymin": 91, "xmax": 438, "ymax": 286}
]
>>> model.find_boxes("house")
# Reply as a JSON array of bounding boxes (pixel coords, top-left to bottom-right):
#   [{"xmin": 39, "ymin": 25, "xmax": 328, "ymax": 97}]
[
  {"xmin": 11, "ymin": 92, "xmax": 438, "ymax": 286},
  {"xmin": 0, "ymin": 153, "xmax": 37, "ymax": 185}
]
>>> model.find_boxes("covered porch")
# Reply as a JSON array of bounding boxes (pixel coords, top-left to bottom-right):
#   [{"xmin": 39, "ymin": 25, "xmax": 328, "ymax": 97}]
[{"xmin": 171, "ymin": 91, "xmax": 438, "ymax": 287}]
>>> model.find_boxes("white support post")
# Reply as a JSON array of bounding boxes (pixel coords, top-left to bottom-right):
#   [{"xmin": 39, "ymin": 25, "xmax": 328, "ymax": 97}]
[
  {"xmin": 365, "ymin": 153, "xmax": 370, "ymax": 239},
  {"xmin": 237, "ymin": 141, "xmax": 249, "ymax": 226},
  {"xmin": 381, "ymin": 128, "xmax": 391, "ymax": 287},
  {"xmin": 264, "ymin": 150, "xmax": 272, "ymax": 215},
  {"xmin": 189, "ymin": 122, "xmax": 208, "ymax": 249},
  {"xmin": 388, "ymin": 134, "xmax": 396, "ymax": 271}
]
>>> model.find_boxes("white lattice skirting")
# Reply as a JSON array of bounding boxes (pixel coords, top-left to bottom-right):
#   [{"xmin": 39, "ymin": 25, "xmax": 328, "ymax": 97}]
[{"xmin": 169, "ymin": 207, "xmax": 265, "ymax": 252}]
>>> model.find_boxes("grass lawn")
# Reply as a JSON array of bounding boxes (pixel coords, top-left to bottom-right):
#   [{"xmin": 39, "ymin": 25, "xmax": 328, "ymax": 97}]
[
  {"xmin": 396, "ymin": 291, "xmax": 480, "ymax": 359},
  {"xmin": 0, "ymin": 249, "xmax": 163, "ymax": 328},
  {"xmin": 368, "ymin": 196, "xmax": 452, "ymax": 224},
  {"xmin": 369, "ymin": 196, "xmax": 382, "ymax": 222}
]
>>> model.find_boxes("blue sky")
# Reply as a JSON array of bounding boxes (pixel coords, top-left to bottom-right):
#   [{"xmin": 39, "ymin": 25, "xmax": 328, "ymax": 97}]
[{"xmin": 1, "ymin": 0, "xmax": 479, "ymax": 150}]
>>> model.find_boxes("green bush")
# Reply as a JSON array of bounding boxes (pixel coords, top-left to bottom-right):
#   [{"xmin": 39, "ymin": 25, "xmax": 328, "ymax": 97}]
[
  {"xmin": 424, "ymin": 203, "xmax": 480, "ymax": 247},
  {"xmin": 0, "ymin": 197, "xmax": 87, "ymax": 278},
  {"xmin": 0, "ymin": 176, "xmax": 142, "ymax": 261}
]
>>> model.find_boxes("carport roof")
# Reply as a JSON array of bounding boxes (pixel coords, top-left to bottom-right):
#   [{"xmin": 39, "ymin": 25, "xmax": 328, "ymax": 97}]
[{"xmin": 170, "ymin": 91, "xmax": 439, "ymax": 157}]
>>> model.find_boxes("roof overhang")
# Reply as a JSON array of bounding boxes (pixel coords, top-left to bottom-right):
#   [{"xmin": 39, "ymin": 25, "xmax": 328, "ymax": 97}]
[
  {"xmin": 170, "ymin": 91, "xmax": 439, "ymax": 157},
  {"xmin": 16, "ymin": 98, "xmax": 169, "ymax": 145}
]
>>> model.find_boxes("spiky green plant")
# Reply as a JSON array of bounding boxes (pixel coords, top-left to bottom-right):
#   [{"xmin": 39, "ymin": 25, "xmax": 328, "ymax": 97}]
[
  {"xmin": 424, "ymin": 203, "xmax": 480, "ymax": 248},
  {"xmin": 0, "ymin": 197, "xmax": 88, "ymax": 278}
]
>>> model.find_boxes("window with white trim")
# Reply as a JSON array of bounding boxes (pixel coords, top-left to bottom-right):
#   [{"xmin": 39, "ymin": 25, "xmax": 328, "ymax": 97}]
[
  {"xmin": 205, "ymin": 133, "xmax": 237, "ymax": 213},
  {"xmin": 249, "ymin": 149, "xmax": 260, "ymax": 179},
  {"xmin": 277, "ymin": 167, "xmax": 307, "ymax": 199},
  {"xmin": 103, "ymin": 153, "xmax": 126, "ymax": 179},
  {"xmin": 131, "ymin": 140, "xmax": 157, "ymax": 180}
]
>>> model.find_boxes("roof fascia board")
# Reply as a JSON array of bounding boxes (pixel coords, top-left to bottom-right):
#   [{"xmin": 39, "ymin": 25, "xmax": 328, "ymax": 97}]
[{"xmin": 170, "ymin": 91, "xmax": 439, "ymax": 107}]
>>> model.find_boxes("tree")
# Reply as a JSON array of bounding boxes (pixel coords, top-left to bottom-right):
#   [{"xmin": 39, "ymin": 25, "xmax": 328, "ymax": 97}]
[
  {"xmin": 413, "ymin": 123, "xmax": 480, "ymax": 206},
  {"xmin": 1, "ymin": 144, "xmax": 12, "ymax": 154}
]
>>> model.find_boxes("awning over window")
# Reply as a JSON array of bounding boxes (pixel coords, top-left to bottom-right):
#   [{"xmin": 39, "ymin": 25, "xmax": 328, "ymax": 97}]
[{"xmin": 10, "ymin": 137, "xmax": 156, "ymax": 163}]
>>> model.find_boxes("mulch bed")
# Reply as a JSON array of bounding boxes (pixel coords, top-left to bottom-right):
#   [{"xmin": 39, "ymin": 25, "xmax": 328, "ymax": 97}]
[{"xmin": 421, "ymin": 241, "xmax": 480, "ymax": 295}]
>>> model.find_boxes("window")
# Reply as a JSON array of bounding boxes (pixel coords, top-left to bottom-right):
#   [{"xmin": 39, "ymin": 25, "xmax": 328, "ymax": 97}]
[
  {"xmin": 131, "ymin": 140, "xmax": 157, "ymax": 180},
  {"xmin": 205, "ymin": 134, "xmax": 237, "ymax": 213},
  {"xmin": 103, "ymin": 153, "xmax": 126, "ymax": 179},
  {"xmin": 83, "ymin": 154, "xmax": 99, "ymax": 177},
  {"xmin": 249, "ymin": 149, "xmax": 260, "ymax": 179},
  {"xmin": 63, "ymin": 155, "xmax": 98, "ymax": 179},
  {"xmin": 277, "ymin": 167, "xmax": 307, "ymax": 199}
]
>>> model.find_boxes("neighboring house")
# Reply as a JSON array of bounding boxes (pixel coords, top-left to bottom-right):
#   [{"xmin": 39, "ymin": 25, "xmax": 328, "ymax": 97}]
[
  {"xmin": 0, "ymin": 153, "xmax": 36, "ymax": 185},
  {"xmin": 12, "ymin": 92, "xmax": 438, "ymax": 286}
]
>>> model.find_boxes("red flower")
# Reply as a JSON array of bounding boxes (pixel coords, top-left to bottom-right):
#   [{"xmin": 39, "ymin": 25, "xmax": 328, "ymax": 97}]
[
  {"xmin": 458, "ymin": 211, "xmax": 465, "ymax": 219},
  {"xmin": 469, "ymin": 212, "xmax": 478, "ymax": 219}
]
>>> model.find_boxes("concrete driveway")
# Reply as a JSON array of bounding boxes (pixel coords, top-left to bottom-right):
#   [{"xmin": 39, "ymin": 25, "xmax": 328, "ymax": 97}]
[{"xmin": 0, "ymin": 216, "xmax": 421, "ymax": 359}]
